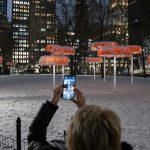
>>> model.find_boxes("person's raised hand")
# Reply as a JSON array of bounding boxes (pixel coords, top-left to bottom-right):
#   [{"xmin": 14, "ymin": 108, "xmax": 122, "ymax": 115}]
[
  {"xmin": 51, "ymin": 85, "xmax": 63, "ymax": 105},
  {"xmin": 73, "ymin": 88, "xmax": 86, "ymax": 108}
]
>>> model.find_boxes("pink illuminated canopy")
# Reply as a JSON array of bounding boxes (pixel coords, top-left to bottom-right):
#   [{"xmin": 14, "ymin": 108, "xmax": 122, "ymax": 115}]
[
  {"xmin": 7, "ymin": 62, "xmax": 16, "ymax": 66},
  {"xmin": 85, "ymin": 57, "xmax": 103, "ymax": 63},
  {"xmin": 58, "ymin": 46, "xmax": 75, "ymax": 55},
  {"xmin": 147, "ymin": 55, "xmax": 150, "ymax": 64},
  {"xmin": 45, "ymin": 44, "xmax": 75, "ymax": 55},
  {"xmin": 90, "ymin": 41, "xmax": 119, "ymax": 51},
  {"xmin": 45, "ymin": 44, "xmax": 61, "ymax": 54},
  {"xmin": 97, "ymin": 45, "xmax": 141, "ymax": 58},
  {"xmin": 127, "ymin": 45, "xmax": 142, "ymax": 54},
  {"xmin": 39, "ymin": 55, "xmax": 69, "ymax": 66},
  {"xmin": 97, "ymin": 46, "xmax": 132, "ymax": 57},
  {"xmin": 0, "ymin": 56, "xmax": 3, "ymax": 64}
]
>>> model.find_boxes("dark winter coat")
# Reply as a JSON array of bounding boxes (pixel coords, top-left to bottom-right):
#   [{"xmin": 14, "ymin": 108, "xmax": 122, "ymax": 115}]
[{"xmin": 28, "ymin": 101, "xmax": 66, "ymax": 150}]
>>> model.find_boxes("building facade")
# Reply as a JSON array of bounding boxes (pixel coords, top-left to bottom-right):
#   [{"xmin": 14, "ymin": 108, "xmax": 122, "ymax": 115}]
[
  {"xmin": 0, "ymin": 0, "xmax": 7, "ymax": 17},
  {"xmin": 12, "ymin": 0, "xmax": 56, "ymax": 71},
  {"xmin": 29, "ymin": 0, "xmax": 56, "ymax": 66},
  {"xmin": 128, "ymin": 0, "xmax": 150, "ymax": 53},
  {"xmin": 12, "ymin": 0, "xmax": 30, "ymax": 67},
  {"xmin": 105, "ymin": 0, "xmax": 128, "ymax": 45}
]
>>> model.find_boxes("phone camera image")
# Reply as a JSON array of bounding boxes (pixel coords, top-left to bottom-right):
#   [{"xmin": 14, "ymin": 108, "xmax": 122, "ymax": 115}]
[{"xmin": 63, "ymin": 75, "xmax": 76, "ymax": 100}]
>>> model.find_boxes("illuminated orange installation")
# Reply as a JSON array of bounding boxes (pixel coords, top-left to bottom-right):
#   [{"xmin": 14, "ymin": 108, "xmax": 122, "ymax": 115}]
[
  {"xmin": 0, "ymin": 56, "xmax": 3, "ymax": 64},
  {"xmin": 95, "ymin": 44, "xmax": 140, "ymax": 57},
  {"xmin": 39, "ymin": 55, "xmax": 69, "ymax": 66},
  {"xmin": 90, "ymin": 41, "xmax": 118, "ymax": 51},
  {"xmin": 96, "ymin": 44, "xmax": 141, "ymax": 89},
  {"xmin": 85, "ymin": 57, "xmax": 103, "ymax": 63},
  {"xmin": 147, "ymin": 55, "xmax": 150, "ymax": 64},
  {"xmin": 45, "ymin": 44, "xmax": 61, "ymax": 54},
  {"xmin": 45, "ymin": 44, "xmax": 75, "ymax": 56},
  {"xmin": 58, "ymin": 46, "xmax": 75, "ymax": 55},
  {"xmin": 97, "ymin": 46, "xmax": 136, "ymax": 57},
  {"xmin": 90, "ymin": 41, "xmax": 142, "ymax": 89},
  {"xmin": 39, "ymin": 55, "xmax": 69, "ymax": 89},
  {"xmin": 7, "ymin": 62, "xmax": 16, "ymax": 66},
  {"xmin": 127, "ymin": 45, "xmax": 142, "ymax": 55},
  {"xmin": 97, "ymin": 46, "xmax": 113, "ymax": 57}
]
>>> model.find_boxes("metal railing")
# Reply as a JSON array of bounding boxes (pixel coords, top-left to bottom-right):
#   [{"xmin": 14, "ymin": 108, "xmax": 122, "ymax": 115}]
[
  {"xmin": 0, "ymin": 117, "xmax": 28, "ymax": 150},
  {"xmin": 0, "ymin": 135, "xmax": 16, "ymax": 150}
]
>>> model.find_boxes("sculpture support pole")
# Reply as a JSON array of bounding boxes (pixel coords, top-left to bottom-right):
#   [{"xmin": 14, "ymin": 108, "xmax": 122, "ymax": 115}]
[
  {"xmin": 53, "ymin": 65, "xmax": 55, "ymax": 89},
  {"xmin": 85, "ymin": 62, "xmax": 87, "ymax": 76},
  {"xmin": 131, "ymin": 55, "xmax": 134, "ymax": 86},
  {"xmin": 62, "ymin": 65, "xmax": 64, "ymax": 80},
  {"xmin": 93, "ymin": 63, "xmax": 96, "ymax": 80},
  {"xmin": 114, "ymin": 56, "xmax": 116, "ymax": 90},
  {"xmin": 10, "ymin": 65, "xmax": 12, "ymax": 75},
  {"xmin": 104, "ymin": 57, "xmax": 106, "ymax": 84}
]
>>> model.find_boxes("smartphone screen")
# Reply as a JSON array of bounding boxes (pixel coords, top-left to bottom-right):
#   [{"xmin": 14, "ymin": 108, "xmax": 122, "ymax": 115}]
[{"xmin": 62, "ymin": 75, "xmax": 76, "ymax": 100}]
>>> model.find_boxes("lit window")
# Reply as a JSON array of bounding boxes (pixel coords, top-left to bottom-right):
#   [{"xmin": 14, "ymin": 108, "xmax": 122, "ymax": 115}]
[{"xmin": 41, "ymin": 28, "xmax": 46, "ymax": 32}]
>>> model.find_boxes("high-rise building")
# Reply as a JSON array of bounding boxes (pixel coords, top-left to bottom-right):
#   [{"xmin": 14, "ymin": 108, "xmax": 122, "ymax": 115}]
[
  {"xmin": 0, "ymin": 0, "xmax": 7, "ymax": 17},
  {"xmin": 105, "ymin": 0, "xmax": 128, "ymax": 45},
  {"xmin": 128, "ymin": 0, "xmax": 150, "ymax": 55},
  {"xmin": 29, "ymin": 0, "xmax": 56, "ymax": 65},
  {"xmin": 12, "ymin": 0, "xmax": 30, "ymax": 66},
  {"xmin": 12, "ymin": 0, "xmax": 56, "ymax": 70}
]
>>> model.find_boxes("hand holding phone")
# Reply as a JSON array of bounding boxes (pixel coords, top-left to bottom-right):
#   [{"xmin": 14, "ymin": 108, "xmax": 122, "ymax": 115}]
[
  {"xmin": 62, "ymin": 75, "xmax": 76, "ymax": 100},
  {"xmin": 51, "ymin": 85, "xmax": 63, "ymax": 105},
  {"xmin": 73, "ymin": 88, "xmax": 86, "ymax": 108}
]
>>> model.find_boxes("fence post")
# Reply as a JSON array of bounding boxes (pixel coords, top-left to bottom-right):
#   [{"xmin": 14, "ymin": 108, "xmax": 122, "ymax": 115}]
[{"xmin": 16, "ymin": 117, "xmax": 21, "ymax": 150}]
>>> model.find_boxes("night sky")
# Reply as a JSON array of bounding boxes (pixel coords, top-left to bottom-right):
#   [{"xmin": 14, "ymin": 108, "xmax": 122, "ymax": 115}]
[{"xmin": 7, "ymin": 0, "xmax": 12, "ymax": 21}]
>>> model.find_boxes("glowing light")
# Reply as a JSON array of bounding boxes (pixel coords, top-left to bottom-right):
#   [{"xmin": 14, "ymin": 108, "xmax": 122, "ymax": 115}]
[
  {"xmin": 90, "ymin": 41, "xmax": 118, "ymax": 51},
  {"xmin": 39, "ymin": 55, "xmax": 69, "ymax": 66},
  {"xmin": 147, "ymin": 55, "xmax": 150, "ymax": 64},
  {"xmin": 85, "ymin": 57, "xmax": 103, "ymax": 63},
  {"xmin": 0, "ymin": 56, "xmax": 3, "ymax": 64}
]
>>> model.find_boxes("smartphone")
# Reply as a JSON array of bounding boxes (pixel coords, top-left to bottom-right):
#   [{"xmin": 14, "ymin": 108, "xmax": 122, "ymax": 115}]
[{"xmin": 62, "ymin": 75, "xmax": 76, "ymax": 100}]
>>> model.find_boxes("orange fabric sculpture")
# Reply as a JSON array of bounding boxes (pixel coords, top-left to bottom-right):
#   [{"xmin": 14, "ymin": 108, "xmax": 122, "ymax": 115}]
[
  {"xmin": 45, "ymin": 44, "xmax": 61, "ymax": 54},
  {"xmin": 90, "ymin": 41, "xmax": 118, "ymax": 51},
  {"xmin": 85, "ymin": 57, "xmax": 103, "ymax": 63},
  {"xmin": 147, "ymin": 55, "xmax": 150, "ymax": 64},
  {"xmin": 127, "ymin": 45, "xmax": 142, "ymax": 55},
  {"xmin": 97, "ymin": 46, "xmax": 134, "ymax": 58},
  {"xmin": 0, "ymin": 56, "xmax": 3, "ymax": 64},
  {"xmin": 7, "ymin": 62, "xmax": 16, "ymax": 66},
  {"xmin": 58, "ymin": 46, "xmax": 75, "ymax": 55},
  {"xmin": 39, "ymin": 55, "xmax": 69, "ymax": 66},
  {"xmin": 45, "ymin": 44, "xmax": 75, "ymax": 56}
]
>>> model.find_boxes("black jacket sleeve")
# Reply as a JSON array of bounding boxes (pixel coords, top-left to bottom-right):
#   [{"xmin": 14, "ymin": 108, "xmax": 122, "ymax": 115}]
[{"xmin": 28, "ymin": 101, "xmax": 58, "ymax": 146}]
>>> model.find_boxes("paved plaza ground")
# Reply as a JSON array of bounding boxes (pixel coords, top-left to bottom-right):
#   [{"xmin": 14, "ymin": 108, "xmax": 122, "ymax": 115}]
[{"xmin": 0, "ymin": 74, "xmax": 150, "ymax": 150}]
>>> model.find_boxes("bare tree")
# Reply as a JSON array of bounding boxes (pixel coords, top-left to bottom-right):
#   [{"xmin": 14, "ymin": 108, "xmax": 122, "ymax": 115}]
[
  {"xmin": 56, "ymin": 0, "xmax": 75, "ymax": 46},
  {"xmin": 0, "ymin": 15, "xmax": 13, "ymax": 74},
  {"xmin": 87, "ymin": 0, "xmax": 111, "ymax": 77},
  {"xmin": 55, "ymin": 0, "xmax": 112, "ymax": 75},
  {"xmin": 88, "ymin": 0, "xmax": 111, "ymax": 41},
  {"xmin": 128, "ymin": 1, "xmax": 150, "ymax": 77}
]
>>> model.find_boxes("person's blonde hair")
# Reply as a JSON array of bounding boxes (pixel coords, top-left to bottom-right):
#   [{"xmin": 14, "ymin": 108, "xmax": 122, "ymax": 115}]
[{"xmin": 66, "ymin": 105, "xmax": 121, "ymax": 150}]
